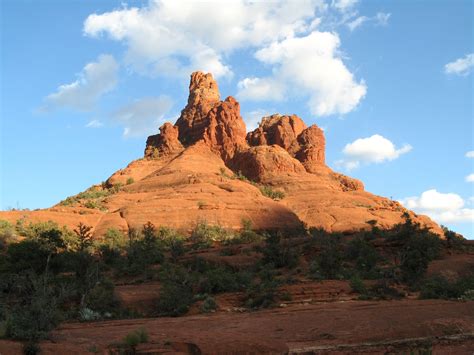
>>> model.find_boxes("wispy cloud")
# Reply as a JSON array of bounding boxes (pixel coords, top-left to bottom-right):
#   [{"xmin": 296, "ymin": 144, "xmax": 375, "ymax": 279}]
[
  {"xmin": 111, "ymin": 96, "xmax": 173, "ymax": 137},
  {"xmin": 347, "ymin": 12, "xmax": 390, "ymax": 31},
  {"xmin": 42, "ymin": 54, "xmax": 118, "ymax": 111},
  {"xmin": 444, "ymin": 53, "xmax": 474, "ymax": 76},
  {"xmin": 85, "ymin": 120, "xmax": 104, "ymax": 128}
]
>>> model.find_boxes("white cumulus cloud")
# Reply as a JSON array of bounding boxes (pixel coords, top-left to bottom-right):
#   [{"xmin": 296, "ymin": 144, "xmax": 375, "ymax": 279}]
[
  {"xmin": 336, "ymin": 134, "xmax": 412, "ymax": 169},
  {"xmin": 444, "ymin": 53, "xmax": 474, "ymax": 76},
  {"xmin": 111, "ymin": 96, "xmax": 173, "ymax": 137},
  {"xmin": 43, "ymin": 54, "xmax": 118, "ymax": 111},
  {"xmin": 466, "ymin": 151, "xmax": 474, "ymax": 158},
  {"xmin": 83, "ymin": 0, "xmax": 326, "ymax": 79},
  {"xmin": 237, "ymin": 31, "xmax": 367, "ymax": 116},
  {"xmin": 400, "ymin": 189, "xmax": 474, "ymax": 224},
  {"xmin": 466, "ymin": 174, "xmax": 474, "ymax": 183}
]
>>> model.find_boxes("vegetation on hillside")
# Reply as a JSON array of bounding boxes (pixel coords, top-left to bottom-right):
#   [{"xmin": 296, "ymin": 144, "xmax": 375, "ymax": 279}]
[{"xmin": 0, "ymin": 214, "xmax": 471, "ymax": 353}]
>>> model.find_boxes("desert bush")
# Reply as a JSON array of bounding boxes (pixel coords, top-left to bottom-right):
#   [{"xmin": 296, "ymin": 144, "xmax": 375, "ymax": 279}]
[
  {"xmin": 365, "ymin": 280, "xmax": 404, "ymax": 300},
  {"xmin": 400, "ymin": 232, "xmax": 441, "ymax": 285},
  {"xmin": 22, "ymin": 341, "xmax": 41, "ymax": 355},
  {"xmin": 119, "ymin": 327, "xmax": 149, "ymax": 353},
  {"xmin": 309, "ymin": 234, "xmax": 344, "ymax": 280},
  {"xmin": 5, "ymin": 274, "xmax": 62, "ymax": 341},
  {"xmin": 349, "ymin": 275, "xmax": 367, "ymax": 294},
  {"xmin": 126, "ymin": 177, "xmax": 135, "ymax": 185},
  {"xmin": 420, "ymin": 274, "xmax": 474, "ymax": 300},
  {"xmin": 244, "ymin": 268, "xmax": 279, "ymax": 309},
  {"xmin": 156, "ymin": 264, "xmax": 194, "ymax": 316},
  {"xmin": 346, "ymin": 237, "xmax": 380, "ymax": 277},
  {"xmin": 190, "ymin": 222, "xmax": 232, "ymax": 249},
  {"xmin": 261, "ymin": 232, "xmax": 298, "ymax": 269},
  {"xmin": 0, "ymin": 220, "xmax": 16, "ymax": 250},
  {"xmin": 259, "ymin": 185, "xmax": 285, "ymax": 200},
  {"xmin": 442, "ymin": 225, "xmax": 465, "ymax": 250},
  {"xmin": 200, "ymin": 296, "xmax": 217, "ymax": 313},
  {"xmin": 84, "ymin": 278, "xmax": 118, "ymax": 315}
]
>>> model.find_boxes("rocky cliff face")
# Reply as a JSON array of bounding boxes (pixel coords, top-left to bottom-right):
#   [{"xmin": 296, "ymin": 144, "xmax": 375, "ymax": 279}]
[{"xmin": 0, "ymin": 71, "xmax": 443, "ymax": 237}]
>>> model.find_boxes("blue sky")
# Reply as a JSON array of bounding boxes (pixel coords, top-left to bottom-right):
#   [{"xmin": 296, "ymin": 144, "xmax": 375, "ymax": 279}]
[{"xmin": 1, "ymin": 0, "xmax": 473, "ymax": 238}]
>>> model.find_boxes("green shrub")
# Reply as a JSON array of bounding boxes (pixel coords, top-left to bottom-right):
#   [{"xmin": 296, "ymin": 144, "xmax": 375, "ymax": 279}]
[
  {"xmin": 244, "ymin": 268, "xmax": 279, "ymax": 309},
  {"xmin": 5, "ymin": 275, "xmax": 62, "ymax": 341},
  {"xmin": 420, "ymin": 274, "xmax": 474, "ymax": 300},
  {"xmin": 0, "ymin": 220, "xmax": 16, "ymax": 249},
  {"xmin": 349, "ymin": 275, "xmax": 367, "ymax": 294},
  {"xmin": 84, "ymin": 200, "xmax": 106, "ymax": 211},
  {"xmin": 190, "ymin": 222, "xmax": 232, "ymax": 249},
  {"xmin": 121, "ymin": 327, "xmax": 148, "ymax": 352},
  {"xmin": 126, "ymin": 177, "xmax": 135, "ymax": 185},
  {"xmin": 200, "ymin": 296, "xmax": 217, "ymax": 313},
  {"xmin": 260, "ymin": 185, "xmax": 285, "ymax": 200},
  {"xmin": 346, "ymin": 237, "xmax": 380, "ymax": 277},
  {"xmin": 84, "ymin": 279, "xmax": 118, "ymax": 314},
  {"xmin": 156, "ymin": 264, "xmax": 194, "ymax": 316},
  {"xmin": 400, "ymin": 232, "xmax": 441, "ymax": 285},
  {"xmin": 22, "ymin": 341, "xmax": 41, "ymax": 355},
  {"xmin": 262, "ymin": 232, "xmax": 298, "ymax": 269},
  {"xmin": 309, "ymin": 234, "xmax": 344, "ymax": 279},
  {"xmin": 442, "ymin": 226, "xmax": 465, "ymax": 250}
]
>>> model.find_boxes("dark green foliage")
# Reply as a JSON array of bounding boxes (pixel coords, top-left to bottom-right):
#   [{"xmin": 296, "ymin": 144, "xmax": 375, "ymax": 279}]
[
  {"xmin": 119, "ymin": 327, "xmax": 148, "ymax": 353},
  {"xmin": 399, "ymin": 232, "xmax": 441, "ymax": 284},
  {"xmin": 5, "ymin": 274, "xmax": 62, "ymax": 341},
  {"xmin": 346, "ymin": 237, "xmax": 380, "ymax": 277},
  {"xmin": 364, "ymin": 280, "xmax": 404, "ymax": 300},
  {"xmin": 156, "ymin": 264, "xmax": 194, "ymax": 316},
  {"xmin": 309, "ymin": 232, "xmax": 344, "ymax": 279},
  {"xmin": 126, "ymin": 177, "xmax": 135, "ymax": 185},
  {"xmin": 349, "ymin": 275, "xmax": 367, "ymax": 294},
  {"xmin": 244, "ymin": 268, "xmax": 279, "ymax": 309},
  {"xmin": 84, "ymin": 279, "xmax": 118, "ymax": 314},
  {"xmin": 200, "ymin": 296, "xmax": 217, "ymax": 313},
  {"xmin": 120, "ymin": 223, "xmax": 164, "ymax": 276},
  {"xmin": 260, "ymin": 185, "xmax": 285, "ymax": 200},
  {"xmin": 420, "ymin": 274, "xmax": 474, "ymax": 300},
  {"xmin": 22, "ymin": 341, "xmax": 41, "ymax": 355},
  {"xmin": 442, "ymin": 225, "xmax": 465, "ymax": 250},
  {"xmin": 5, "ymin": 240, "xmax": 51, "ymax": 274},
  {"xmin": 262, "ymin": 232, "xmax": 298, "ymax": 269},
  {"xmin": 0, "ymin": 220, "xmax": 16, "ymax": 250}
]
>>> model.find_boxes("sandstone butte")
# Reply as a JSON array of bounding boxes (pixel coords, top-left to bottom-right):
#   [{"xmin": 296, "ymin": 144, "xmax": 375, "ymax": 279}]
[{"xmin": 0, "ymin": 71, "xmax": 443, "ymax": 238}]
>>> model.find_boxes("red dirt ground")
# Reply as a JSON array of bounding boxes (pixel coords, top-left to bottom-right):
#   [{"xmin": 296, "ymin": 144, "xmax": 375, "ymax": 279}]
[{"xmin": 1, "ymin": 299, "xmax": 473, "ymax": 354}]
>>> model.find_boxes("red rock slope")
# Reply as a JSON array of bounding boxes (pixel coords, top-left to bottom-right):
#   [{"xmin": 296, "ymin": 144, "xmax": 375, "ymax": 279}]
[{"xmin": 0, "ymin": 72, "xmax": 442, "ymax": 237}]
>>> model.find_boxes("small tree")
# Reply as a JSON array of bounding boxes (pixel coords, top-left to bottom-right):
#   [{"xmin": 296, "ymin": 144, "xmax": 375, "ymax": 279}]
[{"xmin": 74, "ymin": 223, "xmax": 93, "ymax": 252}]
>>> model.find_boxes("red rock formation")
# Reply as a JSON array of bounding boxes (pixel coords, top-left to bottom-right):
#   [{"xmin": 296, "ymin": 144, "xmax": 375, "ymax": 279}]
[
  {"xmin": 231, "ymin": 145, "xmax": 306, "ymax": 182},
  {"xmin": 144, "ymin": 122, "xmax": 183, "ymax": 158},
  {"xmin": 175, "ymin": 72, "xmax": 220, "ymax": 145},
  {"xmin": 0, "ymin": 70, "xmax": 443, "ymax": 238},
  {"xmin": 247, "ymin": 114, "xmax": 306, "ymax": 150},
  {"xmin": 247, "ymin": 114, "xmax": 326, "ymax": 172},
  {"xmin": 202, "ymin": 96, "xmax": 248, "ymax": 162},
  {"xmin": 293, "ymin": 125, "xmax": 326, "ymax": 170}
]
